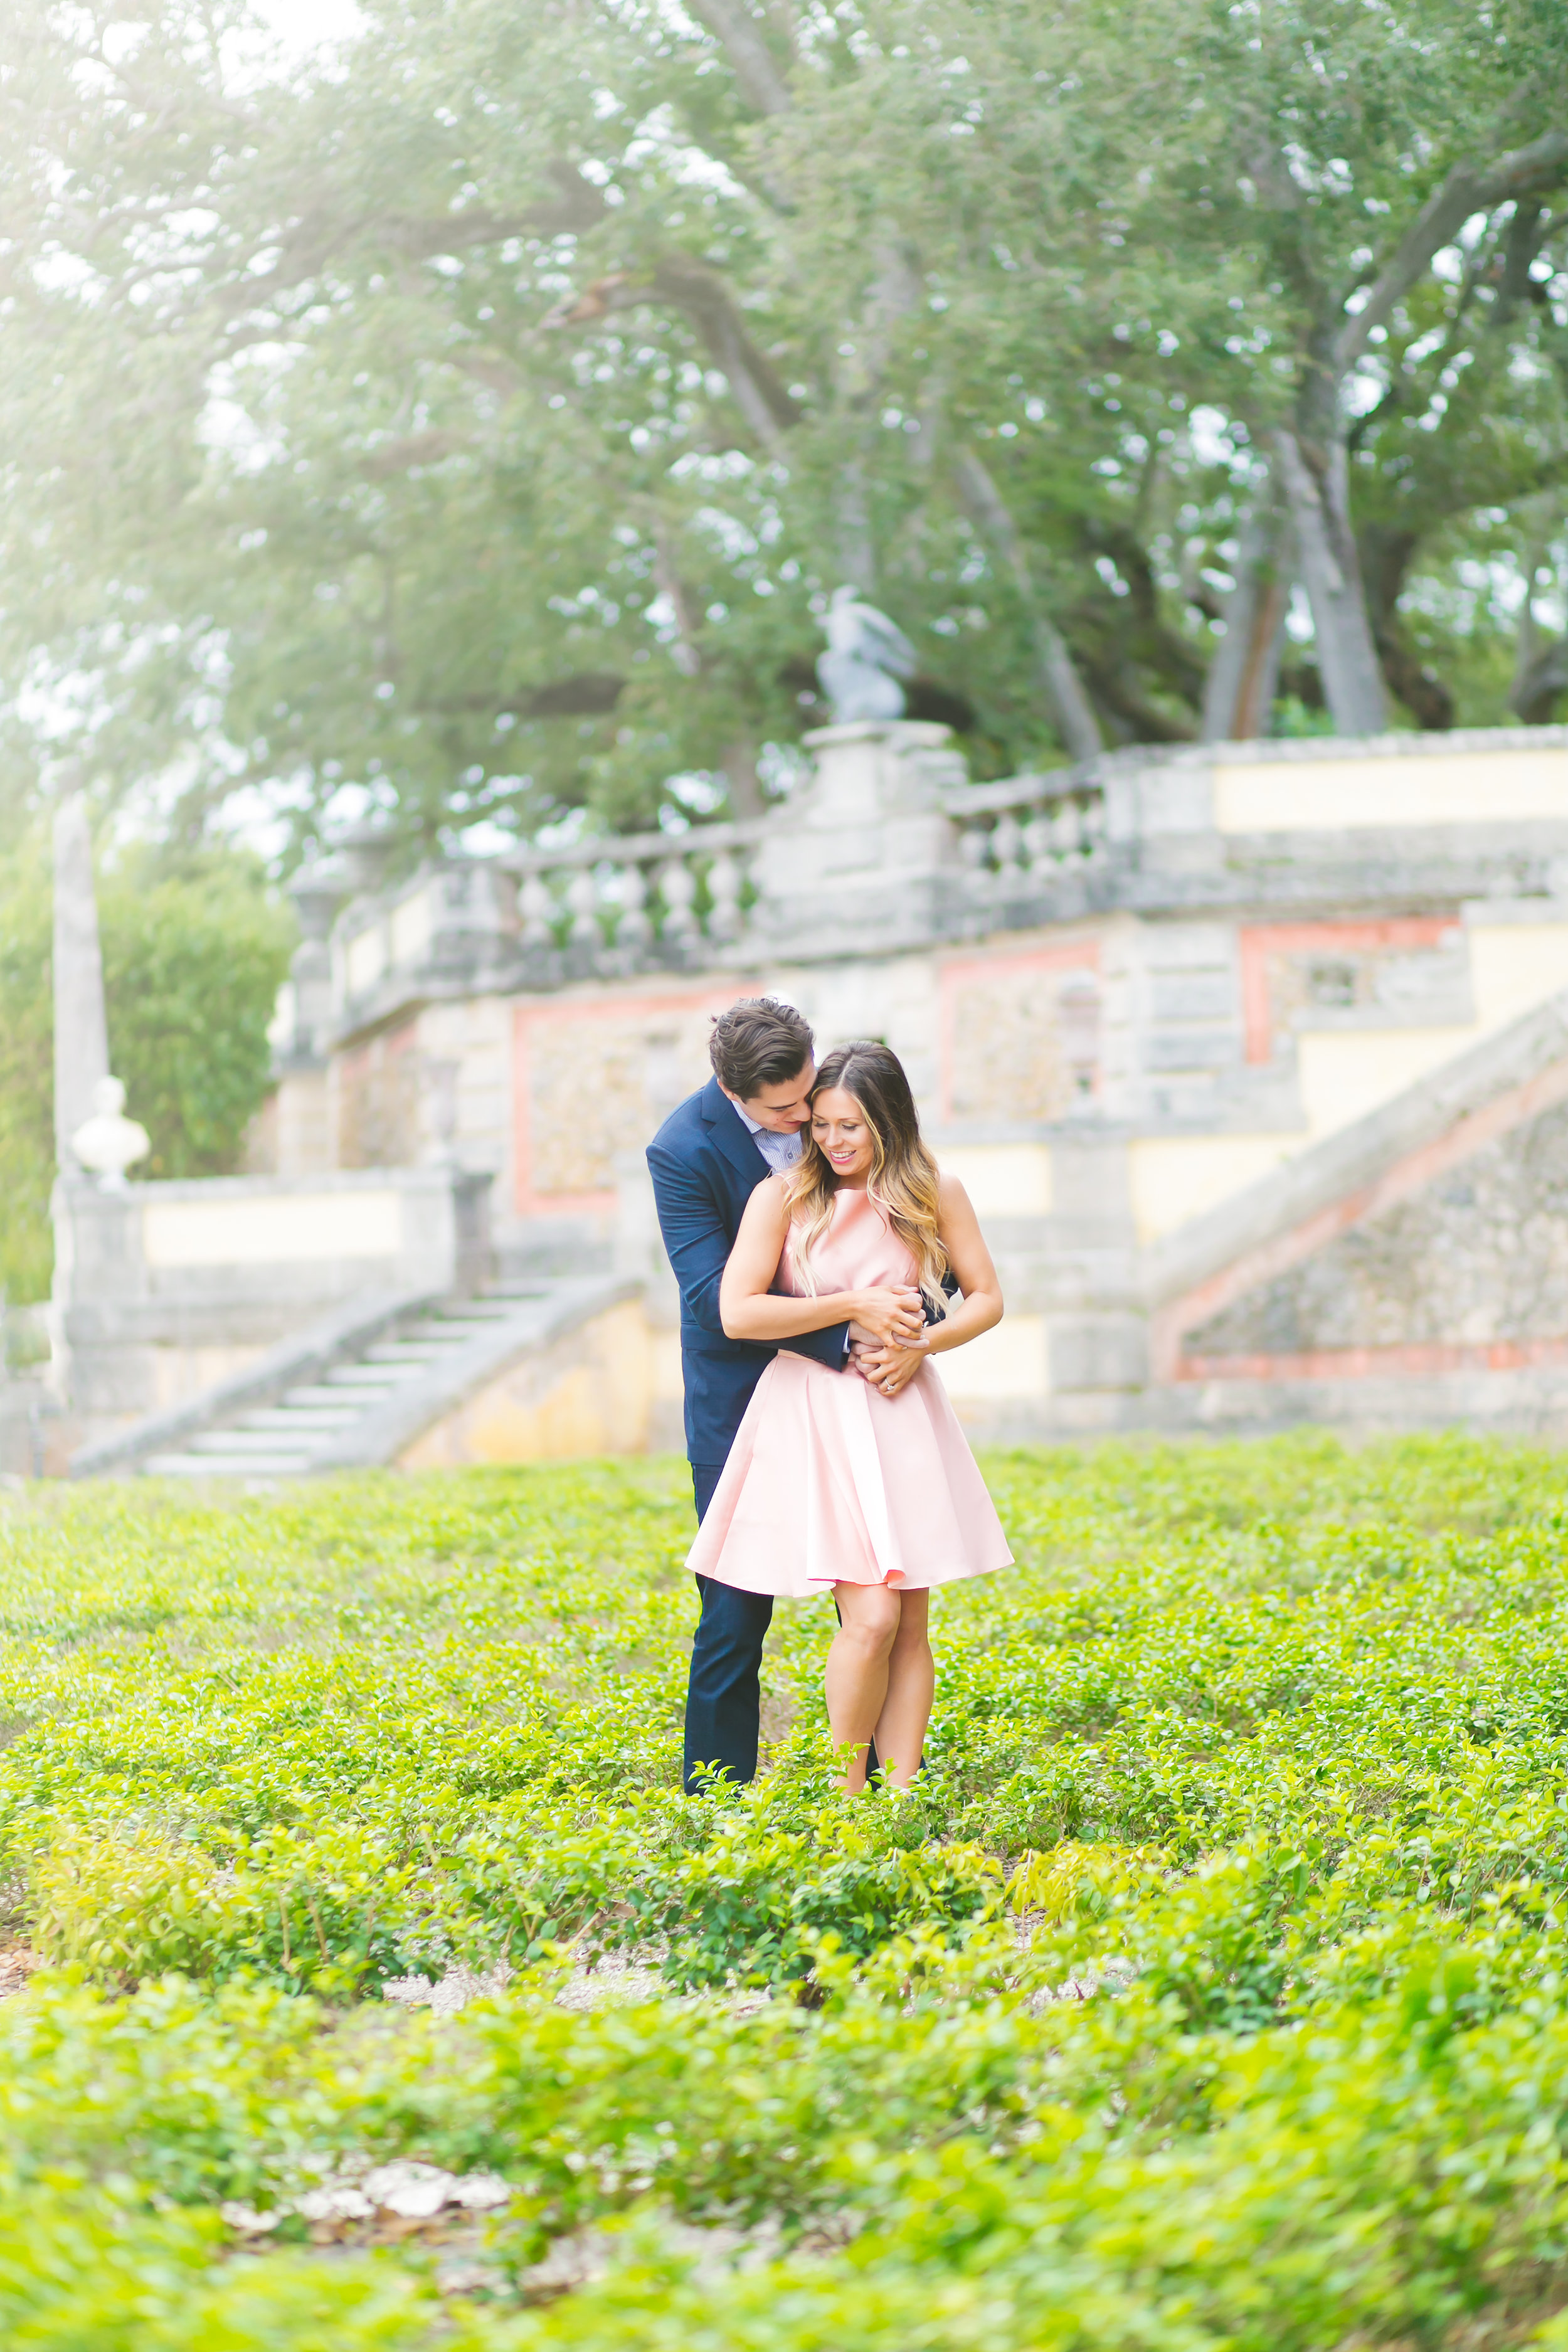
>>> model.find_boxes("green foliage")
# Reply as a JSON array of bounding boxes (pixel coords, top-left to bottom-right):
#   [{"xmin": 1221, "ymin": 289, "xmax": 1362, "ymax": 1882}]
[
  {"xmin": 0, "ymin": 3, "xmax": 1564, "ymax": 850},
  {"xmin": 11, "ymin": 1441, "xmax": 1568, "ymax": 2341},
  {"xmin": 99, "ymin": 850, "xmax": 294, "ymax": 1181},
  {"xmin": 0, "ymin": 842, "xmax": 292, "ymax": 1300}
]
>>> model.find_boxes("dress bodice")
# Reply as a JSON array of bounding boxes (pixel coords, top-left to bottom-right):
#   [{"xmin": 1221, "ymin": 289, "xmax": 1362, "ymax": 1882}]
[{"xmin": 780, "ymin": 1184, "xmax": 918, "ymax": 1298}]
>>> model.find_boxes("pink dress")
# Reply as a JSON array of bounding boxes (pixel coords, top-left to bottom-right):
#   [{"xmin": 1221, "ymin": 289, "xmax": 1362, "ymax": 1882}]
[{"xmin": 687, "ymin": 1187, "xmax": 1014, "ymax": 1595}]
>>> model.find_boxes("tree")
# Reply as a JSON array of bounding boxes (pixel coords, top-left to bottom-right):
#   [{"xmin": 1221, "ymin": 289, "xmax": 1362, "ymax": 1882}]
[{"xmin": 0, "ymin": 0, "xmax": 1564, "ymax": 859}]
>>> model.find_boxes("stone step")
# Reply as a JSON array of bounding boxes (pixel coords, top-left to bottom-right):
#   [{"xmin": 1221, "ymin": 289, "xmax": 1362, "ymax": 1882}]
[
  {"xmin": 323, "ymin": 1363, "xmax": 425, "ymax": 1387},
  {"xmin": 282, "ymin": 1384, "xmax": 378, "ymax": 1409},
  {"xmin": 363, "ymin": 1342, "xmax": 469, "ymax": 1362},
  {"xmin": 146, "ymin": 1450, "xmax": 315, "ymax": 1478},
  {"xmin": 186, "ymin": 1428, "xmax": 330, "ymax": 1455},
  {"xmin": 240, "ymin": 1406, "xmax": 363, "ymax": 1432}
]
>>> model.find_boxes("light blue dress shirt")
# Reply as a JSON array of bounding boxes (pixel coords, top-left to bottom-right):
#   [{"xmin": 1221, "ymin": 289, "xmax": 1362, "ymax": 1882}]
[{"xmin": 733, "ymin": 1100, "xmax": 805, "ymax": 1175}]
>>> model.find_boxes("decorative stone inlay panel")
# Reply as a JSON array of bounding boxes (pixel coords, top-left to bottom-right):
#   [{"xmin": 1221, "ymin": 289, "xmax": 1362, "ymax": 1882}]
[
  {"xmin": 335, "ymin": 1025, "xmax": 423, "ymax": 1168},
  {"xmin": 516, "ymin": 992, "xmax": 736, "ymax": 1205},
  {"xmin": 939, "ymin": 946, "xmax": 1101, "ymax": 1123},
  {"xmin": 1238, "ymin": 918, "xmax": 1465, "ymax": 1066},
  {"xmin": 1185, "ymin": 1098, "xmax": 1568, "ymax": 1359}
]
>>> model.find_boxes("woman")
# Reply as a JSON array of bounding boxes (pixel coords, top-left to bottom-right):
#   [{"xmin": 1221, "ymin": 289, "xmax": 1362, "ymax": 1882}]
[{"xmin": 687, "ymin": 1042, "xmax": 1012, "ymax": 1791}]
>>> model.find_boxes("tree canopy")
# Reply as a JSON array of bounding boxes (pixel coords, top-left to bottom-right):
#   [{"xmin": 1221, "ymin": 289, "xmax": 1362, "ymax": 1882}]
[{"xmin": 1, "ymin": 0, "xmax": 1565, "ymax": 862}]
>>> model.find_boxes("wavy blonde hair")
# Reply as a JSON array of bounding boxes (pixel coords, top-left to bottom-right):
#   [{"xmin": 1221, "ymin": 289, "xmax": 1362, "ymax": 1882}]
[{"xmin": 784, "ymin": 1042, "xmax": 949, "ymax": 1314}]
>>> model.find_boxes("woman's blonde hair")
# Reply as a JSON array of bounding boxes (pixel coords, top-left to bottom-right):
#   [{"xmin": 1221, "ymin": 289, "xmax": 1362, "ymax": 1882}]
[{"xmin": 785, "ymin": 1042, "xmax": 949, "ymax": 1313}]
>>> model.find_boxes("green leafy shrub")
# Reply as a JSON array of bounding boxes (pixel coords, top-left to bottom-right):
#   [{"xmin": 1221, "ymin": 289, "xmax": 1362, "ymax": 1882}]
[
  {"xmin": 6, "ymin": 1443, "xmax": 1568, "ymax": 2343},
  {"xmin": 0, "ymin": 839, "xmax": 292, "ymax": 1301}
]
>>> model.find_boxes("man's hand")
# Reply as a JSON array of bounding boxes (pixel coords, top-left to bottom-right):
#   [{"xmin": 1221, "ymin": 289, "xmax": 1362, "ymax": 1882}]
[{"xmin": 852, "ymin": 1335, "xmax": 930, "ymax": 1397}]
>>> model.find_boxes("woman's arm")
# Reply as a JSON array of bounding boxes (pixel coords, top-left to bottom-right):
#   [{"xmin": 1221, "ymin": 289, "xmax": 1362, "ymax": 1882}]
[
  {"xmin": 920, "ymin": 1174, "xmax": 1004, "ymax": 1355},
  {"xmin": 853, "ymin": 1175, "xmax": 1004, "ymax": 1395},
  {"xmin": 719, "ymin": 1179, "xmax": 926, "ymax": 1347}
]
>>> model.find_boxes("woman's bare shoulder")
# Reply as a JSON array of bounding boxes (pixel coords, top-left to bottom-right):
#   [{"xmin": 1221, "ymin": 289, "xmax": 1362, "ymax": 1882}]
[{"xmin": 744, "ymin": 1172, "xmax": 794, "ymax": 1219}]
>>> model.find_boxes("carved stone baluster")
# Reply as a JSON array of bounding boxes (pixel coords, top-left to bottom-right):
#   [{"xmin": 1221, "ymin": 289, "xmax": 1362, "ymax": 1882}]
[
  {"xmin": 565, "ymin": 866, "xmax": 601, "ymax": 946},
  {"xmin": 1022, "ymin": 806, "xmax": 1056, "ymax": 875},
  {"xmin": 706, "ymin": 849, "xmax": 744, "ymax": 941},
  {"xmin": 519, "ymin": 869, "xmax": 556, "ymax": 946},
  {"xmin": 1080, "ymin": 793, "xmax": 1108, "ymax": 856},
  {"xmin": 958, "ymin": 824, "xmax": 993, "ymax": 879},
  {"xmin": 1051, "ymin": 802, "xmax": 1083, "ymax": 861},
  {"xmin": 659, "ymin": 855, "xmax": 699, "ymax": 938},
  {"xmin": 991, "ymin": 811, "xmax": 1025, "ymax": 884},
  {"xmin": 615, "ymin": 860, "xmax": 651, "ymax": 945}
]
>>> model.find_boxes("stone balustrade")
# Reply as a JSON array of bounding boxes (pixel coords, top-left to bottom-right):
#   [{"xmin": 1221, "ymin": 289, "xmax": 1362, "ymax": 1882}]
[
  {"xmin": 507, "ymin": 817, "xmax": 768, "ymax": 958},
  {"xmin": 303, "ymin": 754, "xmax": 1115, "ymax": 1037},
  {"xmin": 943, "ymin": 770, "xmax": 1109, "ymax": 886}
]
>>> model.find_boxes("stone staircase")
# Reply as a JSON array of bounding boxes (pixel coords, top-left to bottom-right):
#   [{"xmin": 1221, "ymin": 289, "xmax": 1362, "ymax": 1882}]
[
  {"xmin": 69, "ymin": 1271, "xmax": 637, "ymax": 1481},
  {"xmin": 140, "ymin": 1289, "xmax": 548, "ymax": 1477}
]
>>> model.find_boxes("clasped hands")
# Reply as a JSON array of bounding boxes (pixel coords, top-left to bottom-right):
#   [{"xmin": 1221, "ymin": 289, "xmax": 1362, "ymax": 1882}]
[{"xmin": 847, "ymin": 1285, "xmax": 929, "ymax": 1399}]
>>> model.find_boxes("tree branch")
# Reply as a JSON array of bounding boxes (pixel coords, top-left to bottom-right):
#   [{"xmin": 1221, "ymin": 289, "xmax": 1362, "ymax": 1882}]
[
  {"xmin": 686, "ymin": 0, "xmax": 794, "ymax": 115},
  {"xmin": 953, "ymin": 447, "xmax": 1104, "ymax": 762},
  {"xmin": 543, "ymin": 255, "xmax": 803, "ymax": 451},
  {"xmin": 1337, "ymin": 124, "xmax": 1568, "ymax": 374}
]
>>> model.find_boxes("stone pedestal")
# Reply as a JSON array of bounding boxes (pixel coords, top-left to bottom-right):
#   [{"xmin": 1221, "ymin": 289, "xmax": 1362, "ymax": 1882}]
[
  {"xmin": 50, "ymin": 1174, "xmax": 157, "ymax": 1434},
  {"xmin": 270, "ymin": 866, "xmax": 346, "ymax": 1175},
  {"xmin": 751, "ymin": 721, "xmax": 967, "ymax": 955}
]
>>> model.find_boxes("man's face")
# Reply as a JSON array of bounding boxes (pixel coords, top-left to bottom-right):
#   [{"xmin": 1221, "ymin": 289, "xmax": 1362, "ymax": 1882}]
[{"xmin": 723, "ymin": 1059, "xmax": 816, "ymax": 1132}]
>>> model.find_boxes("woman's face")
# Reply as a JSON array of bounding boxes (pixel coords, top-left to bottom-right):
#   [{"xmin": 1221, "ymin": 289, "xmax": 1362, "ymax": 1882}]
[{"xmin": 810, "ymin": 1086, "xmax": 875, "ymax": 1184}]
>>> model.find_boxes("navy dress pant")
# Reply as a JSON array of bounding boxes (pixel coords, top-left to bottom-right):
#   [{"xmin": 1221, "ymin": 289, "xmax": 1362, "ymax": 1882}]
[
  {"xmin": 683, "ymin": 1460, "xmax": 773, "ymax": 1793},
  {"xmin": 682, "ymin": 1460, "xmax": 881, "ymax": 1794}
]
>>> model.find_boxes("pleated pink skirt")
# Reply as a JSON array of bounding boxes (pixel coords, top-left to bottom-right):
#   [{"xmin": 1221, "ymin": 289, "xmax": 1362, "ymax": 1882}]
[{"xmin": 687, "ymin": 1352, "xmax": 1014, "ymax": 1595}]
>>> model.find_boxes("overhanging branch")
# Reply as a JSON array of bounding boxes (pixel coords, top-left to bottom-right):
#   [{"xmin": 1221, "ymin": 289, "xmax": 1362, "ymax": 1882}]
[{"xmin": 1337, "ymin": 124, "xmax": 1568, "ymax": 373}]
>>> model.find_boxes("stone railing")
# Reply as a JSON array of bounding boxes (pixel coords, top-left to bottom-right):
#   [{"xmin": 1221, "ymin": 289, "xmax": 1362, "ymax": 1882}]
[
  {"xmin": 943, "ymin": 769, "xmax": 1109, "ymax": 886},
  {"xmin": 287, "ymin": 730, "xmax": 1119, "ymax": 1049},
  {"xmin": 507, "ymin": 817, "xmax": 768, "ymax": 955}
]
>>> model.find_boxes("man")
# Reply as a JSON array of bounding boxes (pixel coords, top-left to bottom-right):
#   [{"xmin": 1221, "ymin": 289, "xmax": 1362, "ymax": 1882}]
[{"xmin": 647, "ymin": 997, "xmax": 905, "ymax": 1793}]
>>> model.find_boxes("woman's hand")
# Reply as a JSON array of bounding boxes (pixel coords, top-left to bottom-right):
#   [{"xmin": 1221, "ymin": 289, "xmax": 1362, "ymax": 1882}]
[
  {"xmin": 849, "ymin": 1288, "xmax": 927, "ymax": 1348},
  {"xmin": 852, "ymin": 1335, "xmax": 929, "ymax": 1397}
]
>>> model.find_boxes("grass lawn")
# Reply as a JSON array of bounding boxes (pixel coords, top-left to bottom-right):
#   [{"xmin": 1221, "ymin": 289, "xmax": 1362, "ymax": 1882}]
[{"xmin": 2, "ymin": 1436, "xmax": 1568, "ymax": 2346}]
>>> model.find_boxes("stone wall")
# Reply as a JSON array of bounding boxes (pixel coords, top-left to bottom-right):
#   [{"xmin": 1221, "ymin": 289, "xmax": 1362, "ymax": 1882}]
[{"xmin": 246, "ymin": 721, "xmax": 1568, "ymax": 1444}]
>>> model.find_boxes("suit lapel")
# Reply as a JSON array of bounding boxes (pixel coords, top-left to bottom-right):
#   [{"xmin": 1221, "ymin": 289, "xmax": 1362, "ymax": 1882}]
[{"xmin": 699, "ymin": 1074, "xmax": 770, "ymax": 1189}]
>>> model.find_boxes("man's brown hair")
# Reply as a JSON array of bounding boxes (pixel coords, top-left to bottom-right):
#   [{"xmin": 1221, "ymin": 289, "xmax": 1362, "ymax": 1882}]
[{"xmin": 709, "ymin": 997, "xmax": 815, "ymax": 1098}]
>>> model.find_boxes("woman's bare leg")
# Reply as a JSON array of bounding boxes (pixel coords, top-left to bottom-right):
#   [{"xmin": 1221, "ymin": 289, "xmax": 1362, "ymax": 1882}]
[
  {"xmin": 871, "ymin": 1588, "xmax": 933, "ymax": 1789},
  {"xmin": 827, "ymin": 1583, "xmax": 903, "ymax": 1791}
]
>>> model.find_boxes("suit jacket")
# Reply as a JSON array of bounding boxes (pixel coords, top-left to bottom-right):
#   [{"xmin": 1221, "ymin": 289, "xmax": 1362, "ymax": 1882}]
[{"xmin": 647, "ymin": 1075, "xmax": 847, "ymax": 1467}]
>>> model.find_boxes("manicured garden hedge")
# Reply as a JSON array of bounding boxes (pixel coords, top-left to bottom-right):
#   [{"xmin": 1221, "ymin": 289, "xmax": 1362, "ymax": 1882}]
[{"xmin": 3, "ymin": 1438, "xmax": 1568, "ymax": 2346}]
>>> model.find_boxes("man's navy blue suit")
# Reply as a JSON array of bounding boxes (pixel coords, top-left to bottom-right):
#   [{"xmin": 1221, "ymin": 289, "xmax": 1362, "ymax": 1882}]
[{"xmin": 647, "ymin": 1075, "xmax": 847, "ymax": 1791}]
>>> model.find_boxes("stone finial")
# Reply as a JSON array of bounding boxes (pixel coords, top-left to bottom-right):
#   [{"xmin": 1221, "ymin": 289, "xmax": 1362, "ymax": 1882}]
[
  {"xmin": 70, "ymin": 1077, "xmax": 150, "ymax": 1191},
  {"xmin": 816, "ymin": 586, "xmax": 917, "ymax": 722}
]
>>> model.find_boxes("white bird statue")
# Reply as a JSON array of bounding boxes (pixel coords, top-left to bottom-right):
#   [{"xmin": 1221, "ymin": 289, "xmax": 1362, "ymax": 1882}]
[{"xmin": 817, "ymin": 585, "xmax": 918, "ymax": 723}]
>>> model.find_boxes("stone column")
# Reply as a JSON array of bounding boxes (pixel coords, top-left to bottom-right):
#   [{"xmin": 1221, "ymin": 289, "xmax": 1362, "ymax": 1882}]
[
  {"xmin": 272, "ymin": 864, "xmax": 344, "ymax": 1174},
  {"xmin": 49, "ymin": 793, "xmax": 157, "ymax": 1434},
  {"xmin": 750, "ymin": 720, "xmax": 968, "ymax": 956},
  {"xmin": 51, "ymin": 793, "xmax": 110, "ymax": 1171}
]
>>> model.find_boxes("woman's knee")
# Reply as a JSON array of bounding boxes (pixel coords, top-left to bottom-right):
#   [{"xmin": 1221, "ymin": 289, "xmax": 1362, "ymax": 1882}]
[{"xmin": 835, "ymin": 1592, "xmax": 902, "ymax": 1655}]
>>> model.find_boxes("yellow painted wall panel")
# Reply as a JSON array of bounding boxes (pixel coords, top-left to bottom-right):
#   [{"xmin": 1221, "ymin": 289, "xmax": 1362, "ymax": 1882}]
[
  {"xmin": 142, "ymin": 1190, "xmax": 405, "ymax": 1268},
  {"xmin": 1128, "ymin": 1136, "xmax": 1297, "ymax": 1245},
  {"xmin": 933, "ymin": 1313, "xmax": 1049, "ymax": 1403},
  {"xmin": 1215, "ymin": 748, "xmax": 1568, "ymax": 834},
  {"xmin": 936, "ymin": 1145, "xmax": 1052, "ymax": 1216}
]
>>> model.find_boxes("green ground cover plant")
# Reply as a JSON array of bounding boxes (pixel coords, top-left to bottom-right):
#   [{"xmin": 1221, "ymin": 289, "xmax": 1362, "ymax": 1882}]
[{"xmin": 5, "ymin": 1437, "xmax": 1568, "ymax": 2344}]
